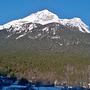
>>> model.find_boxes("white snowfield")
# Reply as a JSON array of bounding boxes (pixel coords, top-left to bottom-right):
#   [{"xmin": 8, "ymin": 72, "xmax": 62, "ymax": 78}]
[{"xmin": 0, "ymin": 9, "xmax": 90, "ymax": 33}]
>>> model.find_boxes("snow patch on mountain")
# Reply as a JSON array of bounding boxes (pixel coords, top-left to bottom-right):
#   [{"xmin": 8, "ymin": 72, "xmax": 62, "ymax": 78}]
[
  {"xmin": 0, "ymin": 20, "xmax": 28, "ymax": 29},
  {"xmin": 0, "ymin": 25, "xmax": 4, "ymax": 30},
  {"xmin": 16, "ymin": 33, "xmax": 26, "ymax": 40},
  {"xmin": 60, "ymin": 18, "xmax": 90, "ymax": 33}
]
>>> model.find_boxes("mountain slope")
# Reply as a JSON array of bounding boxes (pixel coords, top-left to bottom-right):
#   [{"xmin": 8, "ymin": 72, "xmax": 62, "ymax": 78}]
[{"xmin": 0, "ymin": 10, "xmax": 90, "ymax": 55}]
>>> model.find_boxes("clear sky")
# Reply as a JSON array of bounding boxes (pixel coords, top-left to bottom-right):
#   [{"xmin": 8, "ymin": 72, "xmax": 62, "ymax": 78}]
[{"xmin": 0, "ymin": 0, "xmax": 90, "ymax": 26}]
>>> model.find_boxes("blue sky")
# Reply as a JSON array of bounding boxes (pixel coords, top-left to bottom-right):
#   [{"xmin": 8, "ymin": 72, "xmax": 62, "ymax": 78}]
[{"xmin": 0, "ymin": 0, "xmax": 90, "ymax": 26}]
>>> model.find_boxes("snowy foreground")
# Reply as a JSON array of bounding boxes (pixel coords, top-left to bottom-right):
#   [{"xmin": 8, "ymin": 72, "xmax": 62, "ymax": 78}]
[{"xmin": 0, "ymin": 76, "xmax": 90, "ymax": 90}]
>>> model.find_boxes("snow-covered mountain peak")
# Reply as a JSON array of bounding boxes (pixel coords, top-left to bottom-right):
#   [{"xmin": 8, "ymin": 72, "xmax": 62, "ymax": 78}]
[
  {"xmin": 69, "ymin": 17, "xmax": 86, "ymax": 24},
  {"xmin": 71, "ymin": 17, "xmax": 81, "ymax": 21},
  {"xmin": 60, "ymin": 17, "xmax": 90, "ymax": 33},
  {"xmin": 61, "ymin": 17, "xmax": 85, "ymax": 25},
  {"xmin": 0, "ymin": 9, "xmax": 60, "ymax": 29},
  {"xmin": 0, "ymin": 9, "xmax": 90, "ymax": 33},
  {"xmin": 22, "ymin": 9, "xmax": 60, "ymax": 24}
]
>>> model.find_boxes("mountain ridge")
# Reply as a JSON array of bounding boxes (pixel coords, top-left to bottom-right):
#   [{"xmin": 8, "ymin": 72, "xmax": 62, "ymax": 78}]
[{"xmin": 0, "ymin": 9, "xmax": 90, "ymax": 33}]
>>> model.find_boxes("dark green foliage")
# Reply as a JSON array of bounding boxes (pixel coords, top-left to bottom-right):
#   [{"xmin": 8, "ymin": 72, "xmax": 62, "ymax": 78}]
[{"xmin": 0, "ymin": 52, "xmax": 90, "ymax": 85}]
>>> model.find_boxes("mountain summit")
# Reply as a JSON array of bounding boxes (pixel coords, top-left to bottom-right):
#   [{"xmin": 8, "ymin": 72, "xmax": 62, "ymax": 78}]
[
  {"xmin": 22, "ymin": 9, "xmax": 60, "ymax": 25},
  {"xmin": 0, "ymin": 9, "xmax": 90, "ymax": 33}
]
